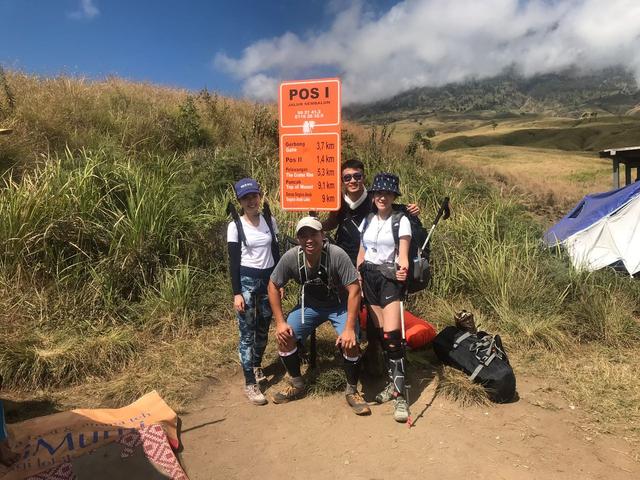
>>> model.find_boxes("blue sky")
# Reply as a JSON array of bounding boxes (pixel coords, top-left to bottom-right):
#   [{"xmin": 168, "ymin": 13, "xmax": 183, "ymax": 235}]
[
  {"xmin": 1, "ymin": 1, "xmax": 639, "ymax": 104},
  {"xmin": 0, "ymin": 0, "xmax": 367, "ymax": 95}
]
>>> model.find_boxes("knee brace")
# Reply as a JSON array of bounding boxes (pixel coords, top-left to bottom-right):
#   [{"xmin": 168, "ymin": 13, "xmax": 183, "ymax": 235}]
[{"xmin": 382, "ymin": 330, "xmax": 403, "ymax": 360}]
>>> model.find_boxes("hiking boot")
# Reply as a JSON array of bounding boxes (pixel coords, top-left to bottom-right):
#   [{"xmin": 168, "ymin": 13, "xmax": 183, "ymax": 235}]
[
  {"xmin": 393, "ymin": 397, "xmax": 409, "ymax": 423},
  {"xmin": 375, "ymin": 382, "xmax": 395, "ymax": 404},
  {"xmin": 345, "ymin": 391, "xmax": 371, "ymax": 416},
  {"xmin": 244, "ymin": 384, "xmax": 268, "ymax": 406},
  {"xmin": 272, "ymin": 382, "xmax": 305, "ymax": 404},
  {"xmin": 253, "ymin": 367, "xmax": 267, "ymax": 384},
  {"xmin": 455, "ymin": 310, "xmax": 477, "ymax": 334}
]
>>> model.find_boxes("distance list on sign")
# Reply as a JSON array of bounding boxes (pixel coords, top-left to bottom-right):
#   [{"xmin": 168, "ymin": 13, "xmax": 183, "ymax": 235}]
[{"xmin": 280, "ymin": 132, "xmax": 340, "ymax": 208}]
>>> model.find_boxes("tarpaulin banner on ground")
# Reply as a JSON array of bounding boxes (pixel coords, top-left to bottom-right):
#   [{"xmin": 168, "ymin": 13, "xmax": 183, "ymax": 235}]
[{"xmin": 1, "ymin": 391, "xmax": 178, "ymax": 480}]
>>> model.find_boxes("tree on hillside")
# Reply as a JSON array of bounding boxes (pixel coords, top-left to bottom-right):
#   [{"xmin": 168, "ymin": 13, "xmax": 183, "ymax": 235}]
[{"xmin": 405, "ymin": 131, "xmax": 432, "ymax": 157}]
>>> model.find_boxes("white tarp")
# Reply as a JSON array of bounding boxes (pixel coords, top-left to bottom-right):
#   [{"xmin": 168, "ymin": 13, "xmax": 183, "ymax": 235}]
[{"xmin": 563, "ymin": 195, "xmax": 640, "ymax": 275}]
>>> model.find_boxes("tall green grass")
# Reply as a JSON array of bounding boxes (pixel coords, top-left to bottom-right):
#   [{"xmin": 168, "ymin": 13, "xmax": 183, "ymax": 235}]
[{"xmin": 1, "ymin": 71, "xmax": 640, "ymax": 434}]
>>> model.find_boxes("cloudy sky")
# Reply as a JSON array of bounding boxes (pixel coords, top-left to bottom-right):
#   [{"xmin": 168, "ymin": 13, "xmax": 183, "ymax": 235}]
[{"xmin": 2, "ymin": 0, "xmax": 639, "ymax": 104}]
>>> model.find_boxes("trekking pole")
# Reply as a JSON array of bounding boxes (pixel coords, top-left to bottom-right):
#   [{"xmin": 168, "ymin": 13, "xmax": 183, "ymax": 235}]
[
  {"xmin": 420, "ymin": 197, "xmax": 450, "ymax": 252},
  {"xmin": 399, "ymin": 288, "xmax": 413, "ymax": 428}
]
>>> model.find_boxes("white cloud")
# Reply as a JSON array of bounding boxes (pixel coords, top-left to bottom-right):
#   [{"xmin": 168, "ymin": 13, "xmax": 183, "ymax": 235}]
[
  {"xmin": 68, "ymin": 0, "xmax": 100, "ymax": 20},
  {"xmin": 241, "ymin": 74, "xmax": 280, "ymax": 102},
  {"xmin": 215, "ymin": 0, "xmax": 640, "ymax": 104}
]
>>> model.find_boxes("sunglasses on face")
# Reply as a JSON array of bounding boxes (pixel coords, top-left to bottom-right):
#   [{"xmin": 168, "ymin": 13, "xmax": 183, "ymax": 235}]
[{"xmin": 342, "ymin": 172, "xmax": 363, "ymax": 183}]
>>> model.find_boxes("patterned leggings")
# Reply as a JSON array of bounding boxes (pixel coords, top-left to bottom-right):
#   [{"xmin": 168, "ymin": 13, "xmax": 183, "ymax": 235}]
[{"xmin": 236, "ymin": 275, "xmax": 272, "ymax": 385}]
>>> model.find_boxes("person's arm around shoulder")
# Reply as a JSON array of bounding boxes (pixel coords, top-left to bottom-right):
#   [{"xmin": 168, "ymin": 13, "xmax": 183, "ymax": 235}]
[
  {"xmin": 406, "ymin": 203, "xmax": 420, "ymax": 216},
  {"xmin": 321, "ymin": 210, "xmax": 340, "ymax": 232}
]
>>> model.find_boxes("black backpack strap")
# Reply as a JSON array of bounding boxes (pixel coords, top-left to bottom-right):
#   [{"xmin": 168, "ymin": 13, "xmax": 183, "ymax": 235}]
[
  {"xmin": 362, "ymin": 212, "xmax": 375, "ymax": 234},
  {"xmin": 226, "ymin": 202, "xmax": 247, "ymax": 247},
  {"xmin": 262, "ymin": 200, "xmax": 280, "ymax": 262},
  {"xmin": 390, "ymin": 210, "xmax": 405, "ymax": 254},
  {"xmin": 321, "ymin": 242, "xmax": 333, "ymax": 291},
  {"xmin": 297, "ymin": 242, "xmax": 335, "ymax": 292}
]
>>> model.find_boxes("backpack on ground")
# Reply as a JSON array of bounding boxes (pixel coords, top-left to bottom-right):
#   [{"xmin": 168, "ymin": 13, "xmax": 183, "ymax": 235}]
[
  {"xmin": 363, "ymin": 207, "xmax": 431, "ymax": 294},
  {"xmin": 432, "ymin": 326, "xmax": 517, "ymax": 403},
  {"xmin": 359, "ymin": 308, "xmax": 437, "ymax": 349},
  {"xmin": 225, "ymin": 200, "xmax": 280, "ymax": 263}
]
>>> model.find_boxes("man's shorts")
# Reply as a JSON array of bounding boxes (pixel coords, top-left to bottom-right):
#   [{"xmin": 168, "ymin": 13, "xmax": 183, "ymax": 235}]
[
  {"xmin": 287, "ymin": 303, "xmax": 360, "ymax": 343},
  {"xmin": 361, "ymin": 265, "xmax": 403, "ymax": 308}
]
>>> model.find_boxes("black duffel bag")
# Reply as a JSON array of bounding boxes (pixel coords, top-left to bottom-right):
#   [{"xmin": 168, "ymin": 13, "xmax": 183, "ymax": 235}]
[{"xmin": 433, "ymin": 326, "xmax": 516, "ymax": 403}]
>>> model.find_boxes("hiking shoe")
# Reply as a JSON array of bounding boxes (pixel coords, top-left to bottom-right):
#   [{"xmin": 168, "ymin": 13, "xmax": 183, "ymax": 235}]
[
  {"xmin": 393, "ymin": 397, "xmax": 409, "ymax": 423},
  {"xmin": 455, "ymin": 310, "xmax": 477, "ymax": 334},
  {"xmin": 346, "ymin": 391, "xmax": 371, "ymax": 416},
  {"xmin": 272, "ymin": 382, "xmax": 305, "ymax": 404},
  {"xmin": 253, "ymin": 367, "xmax": 267, "ymax": 384},
  {"xmin": 244, "ymin": 384, "xmax": 268, "ymax": 406},
  {"xmin": 375, "ymin": 382, "xmax": 395, "ymax": 404}
]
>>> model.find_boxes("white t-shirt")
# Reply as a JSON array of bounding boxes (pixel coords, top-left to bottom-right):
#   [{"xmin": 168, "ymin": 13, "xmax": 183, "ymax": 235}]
[
  {"xmin": 359, "ymin": 214, "xmax": 412, "ymax": 265},
  {"xmin": 227, "ymin": 215, "xmax": 279, "ymax": 269}
]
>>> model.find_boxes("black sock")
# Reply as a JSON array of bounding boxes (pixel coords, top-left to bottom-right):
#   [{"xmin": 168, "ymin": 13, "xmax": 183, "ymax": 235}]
[
  {"xmin": 280, "ymin": 350, "xmax": 302, "ymax": 378},
  {"xmin": 343, "ymin": 356, "xmax": 361, "ymax": 388}
]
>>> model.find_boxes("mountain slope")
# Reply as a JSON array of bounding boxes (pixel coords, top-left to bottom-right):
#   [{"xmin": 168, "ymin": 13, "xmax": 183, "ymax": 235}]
[{"xmin": 346, "ymin": 67, "xmax": 640, "ymax": 121}]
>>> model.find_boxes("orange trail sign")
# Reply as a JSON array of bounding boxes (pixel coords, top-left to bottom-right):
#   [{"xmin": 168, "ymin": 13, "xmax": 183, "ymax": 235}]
[{"xmin": 279, "ymin": 78, "xmax": 341, "ymax": 211}]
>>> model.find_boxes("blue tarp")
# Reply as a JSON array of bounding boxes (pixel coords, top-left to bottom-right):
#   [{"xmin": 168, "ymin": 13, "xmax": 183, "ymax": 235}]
[{"xmin": 544, "ymin": 181, "xmax": 640, "ymax": 245}]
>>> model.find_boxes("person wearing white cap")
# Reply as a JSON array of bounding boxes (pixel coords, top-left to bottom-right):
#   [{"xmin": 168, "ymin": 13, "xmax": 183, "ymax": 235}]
[{"xmin": 267, "ymin": 217, "xmax": 370, "ymax": 415}]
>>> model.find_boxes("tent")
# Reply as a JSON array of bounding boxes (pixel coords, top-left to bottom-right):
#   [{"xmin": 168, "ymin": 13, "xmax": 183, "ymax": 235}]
[{"xmin": 544, "ymin": 181, "xmax": 640, "ymax": 275}]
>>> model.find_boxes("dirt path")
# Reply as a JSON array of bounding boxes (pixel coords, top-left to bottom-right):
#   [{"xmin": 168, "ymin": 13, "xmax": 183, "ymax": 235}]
[{"xmin": 178, "ymin": 369, "xmax": 638, "ymax": 480}]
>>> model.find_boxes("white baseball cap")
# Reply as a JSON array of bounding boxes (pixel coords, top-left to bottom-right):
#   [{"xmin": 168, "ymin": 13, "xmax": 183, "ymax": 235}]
[{"xmin": 295, "ymin": 216, "xmax": 323, "ymax": 235}]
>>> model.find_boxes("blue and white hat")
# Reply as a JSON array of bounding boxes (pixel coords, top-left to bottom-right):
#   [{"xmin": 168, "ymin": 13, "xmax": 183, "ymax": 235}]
[
  {"xmin": 234, "ymin": 178, "xmax": 261, "ymax": 199},
  {"xmin": 370, "ymin": 172, "xmax": 401, "ymax": 196}
]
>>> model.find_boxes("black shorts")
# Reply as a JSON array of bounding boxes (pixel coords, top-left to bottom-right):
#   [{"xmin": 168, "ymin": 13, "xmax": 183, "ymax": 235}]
[{"xmin": 361, "ymin": 265, "xmax": 403, "ymax": 308}]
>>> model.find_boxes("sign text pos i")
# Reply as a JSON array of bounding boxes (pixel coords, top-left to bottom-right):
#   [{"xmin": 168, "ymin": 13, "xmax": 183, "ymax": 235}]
[{"xmin": 279, "ymin": 78, "xmax": 341, "ymax": 211}]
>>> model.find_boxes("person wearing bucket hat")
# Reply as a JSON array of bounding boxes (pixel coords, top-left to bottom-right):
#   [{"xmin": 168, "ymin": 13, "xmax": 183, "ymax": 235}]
[
  {"xmin": 357, "ymin": 172, "xmax": 412, "ymax": 423},
  {"xmin": 267, "ymin": 217, "xmax": 371, "ymax": 415},
  {"xmin": 227, "ymin": 178, "xmax": 280, "ymax": 405},
  {"xmin": 321, "ymin": 159, "xmax": 420, "ymax": 266},
  {"xmin": 321, "ymin": 160, "xmax": 422, "ymax": 390},
  {"xmin": 370, "ymin": 172, "xmax": 402, "ymax": 196}
]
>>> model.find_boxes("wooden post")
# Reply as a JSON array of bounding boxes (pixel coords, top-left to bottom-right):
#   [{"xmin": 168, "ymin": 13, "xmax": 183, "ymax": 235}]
[{"xmin": 613, "ymin": 159, "xmax": 620, "ymax": 189}]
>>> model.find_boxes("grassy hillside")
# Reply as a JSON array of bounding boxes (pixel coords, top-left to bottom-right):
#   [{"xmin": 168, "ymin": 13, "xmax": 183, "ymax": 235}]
[
  {"xmin": 0, "ymin": 72, "xmax": 639, "ymax": 447},
  {"xmin": 384, "ymin": 113, "xmax": 639, "ymax": 212},
  {"xmin": 436, "ymin": 118, "xmax": 640, "ymax": 152}
]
